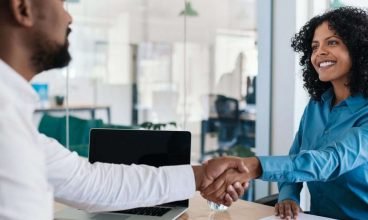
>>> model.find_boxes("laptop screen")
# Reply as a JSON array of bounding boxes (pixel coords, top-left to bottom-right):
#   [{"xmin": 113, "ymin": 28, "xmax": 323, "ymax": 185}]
[{"xmin": 89, "ymin": 129, "xmax": 191, "ymax": 207}]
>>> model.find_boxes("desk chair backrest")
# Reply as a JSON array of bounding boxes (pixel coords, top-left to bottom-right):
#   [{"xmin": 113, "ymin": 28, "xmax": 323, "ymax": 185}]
[
  {"xmin": 215, "ymin": 95, "xmax": 239, "ymax": 121},
  {"xmin": 214, "ymin": 95, "xmax": 240, "ymax": 149}
]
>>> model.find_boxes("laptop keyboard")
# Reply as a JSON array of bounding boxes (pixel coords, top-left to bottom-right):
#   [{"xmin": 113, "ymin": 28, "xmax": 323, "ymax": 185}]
[{"xmin": 113, "ymin": 207, "xmax": 172, "ymax": 216}]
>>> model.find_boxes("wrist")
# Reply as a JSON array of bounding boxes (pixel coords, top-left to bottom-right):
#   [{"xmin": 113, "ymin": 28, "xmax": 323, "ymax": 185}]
[
  {"xmin": 243, "ymin": 157, "xmax": 262, "ymax": 179},
  {"xmin": 192, "ymin": 165, "xmax": 204, "ymax": 191}
]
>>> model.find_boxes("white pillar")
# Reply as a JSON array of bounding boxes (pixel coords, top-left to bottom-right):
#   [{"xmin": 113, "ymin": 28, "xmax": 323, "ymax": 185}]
[{"xmin": 255, "ymin": 0, "xmax": 272, "ymax": 199}]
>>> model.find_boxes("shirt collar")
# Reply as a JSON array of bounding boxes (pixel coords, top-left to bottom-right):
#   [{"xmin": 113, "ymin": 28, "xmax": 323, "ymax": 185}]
[
  {"xmin": 345, "ymin": 93, "xmax": 368, "ymax": 113},
  {"xmin": 320, "ymin": 87, "xmax": 368, "ymax": 113},
  {"xmin": 0, "ymin": 59, "xmax": 39, "ymax": 107},
  {"xmin": 321, "ymin": 88, "xmax": 334, "ymax": 103}
]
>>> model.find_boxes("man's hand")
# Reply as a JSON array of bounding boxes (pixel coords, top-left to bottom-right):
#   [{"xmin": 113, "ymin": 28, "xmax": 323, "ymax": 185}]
[
  {"xmin": 192, "ymin": 156, "xmax": 249, "ymax": 206},
  {"xmin": 200, "ymin": 156, "xmax": 249, "ymax": 190},
  {"xmin": 275, "ymin": 199, "xmax": 302, "ymax": 220},
  {"xmin": 200, "ymin": 156, "xmax": 262, "ymax": 205},
  {"xmin": 200, "ymin": 156, "xmax": 251, "ymax": 206},
  {"xmin": 201, "ymin": 168, "xmax": 250, "ymax": 205}
]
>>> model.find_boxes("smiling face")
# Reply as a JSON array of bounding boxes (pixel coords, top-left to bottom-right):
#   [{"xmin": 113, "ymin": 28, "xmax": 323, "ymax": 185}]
[{"xmin": 311, "ymin": 21, "xmax": 352, "ymax": 86}]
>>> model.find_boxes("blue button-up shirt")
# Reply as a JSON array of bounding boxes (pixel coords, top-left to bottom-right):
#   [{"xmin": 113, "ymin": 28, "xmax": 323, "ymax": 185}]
[{"xmin": 258, "ymin": 89, "xmax": 368, "ymax": 219}]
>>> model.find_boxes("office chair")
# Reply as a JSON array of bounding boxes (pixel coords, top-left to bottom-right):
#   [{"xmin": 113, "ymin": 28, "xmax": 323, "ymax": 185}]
[
  {"xmin": 254, "ymin": 193, "xmax": 279, "ymax": 206},
  {"xmin": 199, "ymin": 95, "xmax": 242, "ymax": 158},
  {"xmin": 215, "ymin": 95, "xmax": 241, "ymax": 152},
  {"xmin": 199, "ymin": 95, "xmax": 257, "ymax": 200}
]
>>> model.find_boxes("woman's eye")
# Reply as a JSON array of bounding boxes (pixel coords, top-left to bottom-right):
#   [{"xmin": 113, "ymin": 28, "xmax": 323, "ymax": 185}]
[
  {"xmin": 328, "ymin": 40, "xmax": 338, "ymax": 46},
  {"xmin": 311, "ymin": 45, "xmax": 318, "ymax": 51}
]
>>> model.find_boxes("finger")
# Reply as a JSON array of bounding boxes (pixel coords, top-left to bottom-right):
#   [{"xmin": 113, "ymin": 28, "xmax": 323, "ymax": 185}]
[
  {"xmin": 284, "ymin": 203, "xmax": 292, "ymax": 219},
  {"xmin": 202, "ymin": 178, "xmax": 227, "ymax": 204},
  {"xmin": 235, "ymin": 159, "xmax": 249, "ymax": 173},
  {"xmin": 242, "ymin": 181, "xmax": 249, "ymax": 189},
  {"xmin": 226, "ymin": 185, "xmax": 239, "ymax": 202},
  {"xmin": 202, "ymin": 176, "xmax": 225, "ymax": 196},
  {"xmin": 223, "ymin": 193, "xmax": 233, "ymax": 207},
  {"xmin": 274, "ymin": 203, "xmax": 280, "ymax": 216},
  {"xmin": 278, "ymin": 202, "xmax": 285, "ymax": 219},
  {"xmin": 209, "ymin": 182, "xmax": 227, "ymax": 203},
  {"xmin": 291, "ymin": 203, "xmax": 300, "ymax": 219},
  {"xmin": 232, "ymin": 182, "xmax": 245, "ymax": 199},
  {"xmin": 206, "ymin": 180, "xmax": 228, "ymax": 204}
]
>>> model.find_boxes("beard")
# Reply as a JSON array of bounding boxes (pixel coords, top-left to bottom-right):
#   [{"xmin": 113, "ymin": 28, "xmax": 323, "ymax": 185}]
[{"xmin": 31, "ymin": 29, "xmax": 72, "ymax": 73}]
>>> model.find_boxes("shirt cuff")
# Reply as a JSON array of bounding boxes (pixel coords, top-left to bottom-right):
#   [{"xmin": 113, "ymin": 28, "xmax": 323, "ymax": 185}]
[
  {"xmin": 161, "ymin": 165, "xmax": 196, "ymax": 201},
  {"xmin": 258, "ymin": 156, "xmax": 295, "ymax": 182},
  {"xmin": 278, "ymin": 184, "xmax": 301, "ymax": 204}
]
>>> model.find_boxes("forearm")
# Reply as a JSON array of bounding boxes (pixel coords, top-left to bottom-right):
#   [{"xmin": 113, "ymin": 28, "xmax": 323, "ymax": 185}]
[
  {"xmin": 44, "ymin": 136, "xmax": 195, "ymax": 212},
  {"xmin": 258, "ymin": 127, "xmax": 368, "ymax": 182},
  {"xmin": 55, "ymin": 159, "xmax": 195, "ymax": 211}
]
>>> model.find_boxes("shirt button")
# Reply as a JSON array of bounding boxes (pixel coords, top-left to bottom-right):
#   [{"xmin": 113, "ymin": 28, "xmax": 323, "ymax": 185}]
[{"xmin": 324, "ymin": 130, "xmax": 329, "ymax": 134}]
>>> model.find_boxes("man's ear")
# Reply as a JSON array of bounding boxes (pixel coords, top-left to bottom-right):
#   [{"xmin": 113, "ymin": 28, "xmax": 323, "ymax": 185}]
[{"xmin": 9, "ymin": 0, "xmax": 35, "ymax": 27}]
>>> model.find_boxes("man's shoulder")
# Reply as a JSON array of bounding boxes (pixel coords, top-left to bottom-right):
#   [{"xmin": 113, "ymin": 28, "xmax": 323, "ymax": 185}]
[{"xmin": 0, "ymin": 80, "xmax": 16, "ymax": 105}]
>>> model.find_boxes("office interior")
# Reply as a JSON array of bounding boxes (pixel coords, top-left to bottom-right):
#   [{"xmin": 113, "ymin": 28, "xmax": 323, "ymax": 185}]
[{"xmin": 31, "ymin": 0, "xmax": 368, "ymax": 211}]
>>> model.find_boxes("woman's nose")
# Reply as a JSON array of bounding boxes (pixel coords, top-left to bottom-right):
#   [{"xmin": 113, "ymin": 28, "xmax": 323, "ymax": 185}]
[{"xmin": 316, "ymin": 45, "xmax": 328, "ymax": 56}]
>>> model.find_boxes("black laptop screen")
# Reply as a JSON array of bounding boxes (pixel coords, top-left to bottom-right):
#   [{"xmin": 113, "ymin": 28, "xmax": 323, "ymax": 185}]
[{"xmin": 89, "ymin": 129, "xmax": 191, "ymax": 207}]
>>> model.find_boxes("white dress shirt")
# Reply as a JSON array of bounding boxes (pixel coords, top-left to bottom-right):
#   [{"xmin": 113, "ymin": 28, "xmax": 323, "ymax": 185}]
[{"xmin": 0, "ymin": 59, "xmax": 196, "ymax": 220}]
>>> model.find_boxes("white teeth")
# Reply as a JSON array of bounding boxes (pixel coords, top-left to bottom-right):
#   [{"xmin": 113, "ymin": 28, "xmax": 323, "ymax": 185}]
[{"xmin": 319, "ymin": 61, "xmax": 336, "ymax": 68}]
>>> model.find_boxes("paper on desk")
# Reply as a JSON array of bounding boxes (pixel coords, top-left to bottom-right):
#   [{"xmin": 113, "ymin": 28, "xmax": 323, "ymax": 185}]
[{"xmin": 259, "ymin": 213, "xmax": 335, "ymax": 220}]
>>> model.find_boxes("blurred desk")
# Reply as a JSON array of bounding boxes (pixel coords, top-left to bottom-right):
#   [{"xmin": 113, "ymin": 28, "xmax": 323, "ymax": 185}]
[
  {"xmin": 178, "ymin": 192, "xmax": 273, "ymax": 220},
  {"xmin": 55, "ymin": 193, "xmax": 274, "ymax": 220},
  {"xmin": 35, "ymin": 105, "xmax": 111, "ymax": 123}
]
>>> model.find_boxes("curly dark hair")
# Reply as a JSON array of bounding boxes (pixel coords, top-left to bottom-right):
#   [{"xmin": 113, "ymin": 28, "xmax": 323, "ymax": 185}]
[{"xmin": 291, "ymin": 7, "xmax": 368, "ymax": 100}]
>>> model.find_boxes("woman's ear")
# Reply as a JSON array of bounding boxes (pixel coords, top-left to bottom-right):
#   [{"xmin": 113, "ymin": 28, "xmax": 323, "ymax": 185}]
[{"xmin": 9, "ymin": 0, "xmax": 35, "ymax": 27}]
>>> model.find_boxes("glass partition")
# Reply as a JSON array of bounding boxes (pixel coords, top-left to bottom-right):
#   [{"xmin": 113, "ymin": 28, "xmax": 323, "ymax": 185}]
[{"xmin": 32, "ymin": 0, "xmax": 259, "ymax": 199}]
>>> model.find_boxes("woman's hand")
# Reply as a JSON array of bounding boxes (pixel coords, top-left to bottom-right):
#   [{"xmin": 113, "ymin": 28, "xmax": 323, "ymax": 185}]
[{"xmin": 275, "ymin": 199, "xmax": 302, "ymax": 219}]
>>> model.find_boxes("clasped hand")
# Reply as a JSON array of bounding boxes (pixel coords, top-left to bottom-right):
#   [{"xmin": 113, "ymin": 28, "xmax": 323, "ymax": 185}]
[{"xmin": 196, "ymin": 156, "xmax": 253, "ymax": 206}]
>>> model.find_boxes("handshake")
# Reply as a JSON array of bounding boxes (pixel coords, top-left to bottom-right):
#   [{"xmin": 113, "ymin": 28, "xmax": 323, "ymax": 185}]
[{"xmin": 193, "ymin": 156, "xmax": 262, "ymax": 206}]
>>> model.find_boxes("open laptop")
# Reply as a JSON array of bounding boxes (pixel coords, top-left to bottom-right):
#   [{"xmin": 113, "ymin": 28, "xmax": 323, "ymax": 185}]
[{"xmin": 55, "ymin": 129, "xmax": 191, "ymax": 220}]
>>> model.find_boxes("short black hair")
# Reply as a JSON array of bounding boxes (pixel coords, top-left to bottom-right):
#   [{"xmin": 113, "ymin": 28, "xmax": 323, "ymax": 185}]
[
  {"xmin": 291, "ymin": 7, "xmax": 368, "ymax": 100},
  {"xmin": 0, "ymin": 0, "xmax": 9, "ymax": 13}
]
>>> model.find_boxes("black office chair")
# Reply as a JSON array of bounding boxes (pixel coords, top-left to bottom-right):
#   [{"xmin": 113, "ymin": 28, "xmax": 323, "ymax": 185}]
[
  {"xmin": 199, "ymin": 95, "xmax": 240, "ymax": 158},
  {"xmin": 215, "ymin": 95, "xmax": 241, "ymax": 152},
  {"xmin": 198, "ymin": 95, "xmax": 258, "ymax": 201},
  {"xmin": 254, "ymin": 193, "xmax": 279, "ymax": 206}
]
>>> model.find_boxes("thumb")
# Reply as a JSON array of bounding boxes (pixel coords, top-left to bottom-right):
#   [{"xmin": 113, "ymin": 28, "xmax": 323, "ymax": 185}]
[{"xmin": 234, "ymin": 159, "xmax": 249, "ymax": 173}]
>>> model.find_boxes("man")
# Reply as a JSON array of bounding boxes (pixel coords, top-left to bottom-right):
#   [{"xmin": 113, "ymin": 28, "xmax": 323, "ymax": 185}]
[{"xmin": 0, "ymin": 0, "xmax": 248, "ymax": 219}]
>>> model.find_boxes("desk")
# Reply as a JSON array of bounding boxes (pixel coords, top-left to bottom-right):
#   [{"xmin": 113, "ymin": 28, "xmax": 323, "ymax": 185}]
[
  {"xmin": 35, "ymin": 105, "xmax": 111, "ymax": 124},
  {"xmin": 54, "ymin": 193, "xmax": 275, "ymax": 220},
  {"xmin": 178, "ymin": 192, "xmax": 274, "ymax": 219}
]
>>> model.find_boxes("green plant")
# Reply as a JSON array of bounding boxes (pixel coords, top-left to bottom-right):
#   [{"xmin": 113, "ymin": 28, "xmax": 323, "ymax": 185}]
[
  {"xmin": 226, "ymin": 145, "xmax": 255, "ymax": 158},
  {"xmin": 139, "ymin": 122, "xmax": 177, "ymax": 130}
]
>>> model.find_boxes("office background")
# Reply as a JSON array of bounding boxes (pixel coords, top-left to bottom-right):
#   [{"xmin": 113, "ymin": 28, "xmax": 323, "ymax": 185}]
[{"xmin": 31, "ymin": 0, "xmax": 368, "ymax": 211}]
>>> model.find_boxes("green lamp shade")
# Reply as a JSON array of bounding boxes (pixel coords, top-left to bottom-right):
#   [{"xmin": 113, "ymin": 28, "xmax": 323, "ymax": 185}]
[
  {"xmin": 180, "ymin": 2, "xmax": 199, "ymax": 17},
  {"xmin": 330, "ymin": 0, "xmax": 345, "ymax": 9}
]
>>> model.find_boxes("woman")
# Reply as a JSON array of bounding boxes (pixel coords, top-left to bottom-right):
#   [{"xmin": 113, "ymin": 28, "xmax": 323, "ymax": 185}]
[
  {"xmin": 202, "ymin": 6, "xmax": 368, "ymax": 220},
  {"xmin": 274, "ymin": 6, "xmax": 368, "ymax": 219}
]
